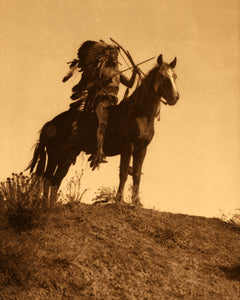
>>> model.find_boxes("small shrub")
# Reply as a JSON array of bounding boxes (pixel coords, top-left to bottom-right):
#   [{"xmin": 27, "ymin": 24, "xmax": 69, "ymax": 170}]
[
  {"xmin": 220, "ymin": 209, "xmax": 240, "ymax": 228},
  {"xmin": 63, "ymin": 170, "xmax": 88, "ymax": 205},
  {"xmin": 0, "ymin": 173, "xmax": 45, "ymax": 230},
  {"xmin": 229, "ymin": 209, "xmax": 240, "ymax": 227},
  {"xmin": 92, "ymin": 185, "xmax": 133, "ymax": 205},
  {"xmin": 92, "ymin": 186, "xmax": 117, "ymax": 205}
]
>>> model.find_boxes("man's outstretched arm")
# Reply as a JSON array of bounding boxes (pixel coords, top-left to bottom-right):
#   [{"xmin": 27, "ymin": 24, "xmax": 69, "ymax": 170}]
[{"xmin": 120, "ymin": 67, "xmax": 138, "ymax": 88}]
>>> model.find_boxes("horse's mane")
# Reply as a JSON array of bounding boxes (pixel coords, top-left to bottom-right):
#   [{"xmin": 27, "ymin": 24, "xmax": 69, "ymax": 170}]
[{"xmin": 117, "ymin": 64, "xmax": 160, "ymax": 112}]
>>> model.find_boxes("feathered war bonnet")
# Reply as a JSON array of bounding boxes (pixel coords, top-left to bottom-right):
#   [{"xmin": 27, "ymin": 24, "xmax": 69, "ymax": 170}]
[{"xmin": 62, "ymin": 40, "xmax": 119, "ymax": 82}]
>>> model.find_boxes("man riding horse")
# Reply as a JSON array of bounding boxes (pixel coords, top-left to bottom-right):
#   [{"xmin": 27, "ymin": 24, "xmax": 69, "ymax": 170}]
[
  {"xmin": 63, "ymin": 40, "xmax": 139, "ymax": 170},
  {"xmin": 29, "ymin": 51, "xmax": 179, "ymax": 206}
]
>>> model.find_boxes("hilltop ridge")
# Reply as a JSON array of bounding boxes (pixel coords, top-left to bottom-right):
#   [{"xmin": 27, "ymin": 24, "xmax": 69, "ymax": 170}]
[{"xmin": 0, "ymin": 203, "xmax": 240, "ymax": 299}]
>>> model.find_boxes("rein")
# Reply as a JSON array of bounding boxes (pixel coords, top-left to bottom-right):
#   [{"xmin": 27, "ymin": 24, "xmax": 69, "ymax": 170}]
[{"xmin": 160, "ymin": 98, "xmax": 168, "ymax": 105}]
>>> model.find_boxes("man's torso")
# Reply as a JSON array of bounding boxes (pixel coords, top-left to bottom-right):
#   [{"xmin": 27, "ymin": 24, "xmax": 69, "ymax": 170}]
[{"xmin": 97, "ymin": 65, "xmax": 120, "ymax": 98}]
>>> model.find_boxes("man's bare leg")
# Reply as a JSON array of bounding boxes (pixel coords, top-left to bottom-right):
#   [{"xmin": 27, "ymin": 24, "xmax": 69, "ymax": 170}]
[{"xmin": 91, "ymin": 103, "xmax": 108, "ymax": 170}]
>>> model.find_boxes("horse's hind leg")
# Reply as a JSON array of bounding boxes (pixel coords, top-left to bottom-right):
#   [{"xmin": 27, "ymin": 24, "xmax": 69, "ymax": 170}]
[
  {"xmin": 50, "ymin": 158, "xmax": 73, "ymax": 206},
  {"xmin": 43, "ymin": 151, "xmax": 58, "ymax": 207},
  {"xmin": 132, "ymin": 147, "xmax": 147, "ymax": 206}
]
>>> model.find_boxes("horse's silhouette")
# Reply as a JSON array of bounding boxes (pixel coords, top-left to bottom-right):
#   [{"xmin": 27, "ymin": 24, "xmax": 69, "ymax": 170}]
[{"xmin": 28, "ymin": 55, "xmax": 179, "ymax": 206}]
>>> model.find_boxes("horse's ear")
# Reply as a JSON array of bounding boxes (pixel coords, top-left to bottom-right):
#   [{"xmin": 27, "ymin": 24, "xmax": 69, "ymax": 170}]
[
  {"xmin": 157, "ymin": 54, "xmax": 163, "ymax": 66},
  {"xmin": 170, "ymin": 57, "xmax": 177, "ymax": 68}
]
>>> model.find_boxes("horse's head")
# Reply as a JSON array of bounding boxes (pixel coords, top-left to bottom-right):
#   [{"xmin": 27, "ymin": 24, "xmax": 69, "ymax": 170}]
[{"xmin": 153, "ymin": 54, "xmax": 179, "ymax": 106}]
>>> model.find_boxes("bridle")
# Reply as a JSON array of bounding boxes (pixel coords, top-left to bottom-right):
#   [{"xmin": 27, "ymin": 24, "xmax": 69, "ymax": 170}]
[
  {"xmin": 153, "ymin": 67, "xmax": 177, "ymax": 106},
  {"xmin": 145, "ymin": 73, "xmax": 169, "ymax": 106}
]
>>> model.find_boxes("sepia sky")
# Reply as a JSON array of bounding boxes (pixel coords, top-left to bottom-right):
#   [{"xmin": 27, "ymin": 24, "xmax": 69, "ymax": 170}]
[{"xmin": 0, "ymin": 0, "xmax": 239, "ymax": 217}]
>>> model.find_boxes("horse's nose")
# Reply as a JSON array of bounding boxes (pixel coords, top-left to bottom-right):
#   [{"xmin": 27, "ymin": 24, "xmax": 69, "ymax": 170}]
[{"xmin": 176, "ymin": 92, "xmax": 179, "ymax": 100}]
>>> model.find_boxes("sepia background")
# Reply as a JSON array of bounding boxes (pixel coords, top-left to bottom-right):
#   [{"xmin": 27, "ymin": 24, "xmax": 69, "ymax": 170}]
[{"xmin": 0, "ymin": 0, "xmax": 239, "ymax": 217}]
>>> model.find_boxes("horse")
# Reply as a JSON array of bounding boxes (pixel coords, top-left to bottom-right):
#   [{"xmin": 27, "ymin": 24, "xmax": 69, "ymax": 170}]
[{"xmin": 28, "ymin": 54, "xmax": 179, "ymax": 207}]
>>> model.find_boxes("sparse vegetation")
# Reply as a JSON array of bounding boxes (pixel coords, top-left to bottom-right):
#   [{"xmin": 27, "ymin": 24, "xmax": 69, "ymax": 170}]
[
  {"xmin": 92, "ymin": 186, "xmax": 117, "ymax": 204},
  {"xmin": 92, "ymin": 184, "xmax": 133, "ymax": 205},
  {"xmin": 220, "ymin": 209, "xmax": 240, "ymax": 228},
  {"xmin": 231, "ymin": 210, "xmax": 240, "ymax": 226},
  {"xmin": 0, "ymin": 202, "xmax": 239, "ymax": 299},
  {"xmin": 62, "ymin": 170, "xmax": 88, "ymax": 205},
  {"xmin": 0, "ymin": 173, "xmax": 46, "ymax": 230},
  {"xmin": 0, "ymin": 173, "xmax": 239, "ymax": 299},
  {"xmin": 0, "ymin": 170, "xmax": 89, "ymax": 231}
]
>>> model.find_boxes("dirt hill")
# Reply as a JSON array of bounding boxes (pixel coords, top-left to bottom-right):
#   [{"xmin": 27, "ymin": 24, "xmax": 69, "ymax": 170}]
[{"xmin": 0, "ymin": 203, "xmax": 239, "ymax": 299}]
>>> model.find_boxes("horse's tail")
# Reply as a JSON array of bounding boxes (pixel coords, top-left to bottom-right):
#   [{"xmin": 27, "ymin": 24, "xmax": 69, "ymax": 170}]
[{"xmin": 26, "ymin": 130, "xmax": 47, "ymax": 176}]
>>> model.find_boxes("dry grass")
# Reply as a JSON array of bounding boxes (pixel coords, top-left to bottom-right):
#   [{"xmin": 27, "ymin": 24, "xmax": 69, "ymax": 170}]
[
  {"xmin": 220, "ymin": 209, "xmax": 240, "ymax": 228},
  {"xmin": 0, "ymin": 201, "xmax": 239, "ymax": 299},
  {"xmin": 92, "ymin": 185, "xmax": 133, "ymax": 205},
  {"xmin": 92, "ymin": 186, "xmax": 117, "ymax": 205},
  {"xmin": 0, "ymin": 173, "xmax": 46, "ymax": 230},
  {"xmin": 62, "ymin": 170, "xmax": 89, "ymax": 205}
]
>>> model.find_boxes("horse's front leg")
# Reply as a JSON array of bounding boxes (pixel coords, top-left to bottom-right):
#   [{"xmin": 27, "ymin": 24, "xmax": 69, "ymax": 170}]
[
  {"xmin": 116, "ymin": 144, "xmax": 132, "ymax": 203},
  {"xmin": 132, "ymin": 147, "xmax": 147, "ymax": 206}
]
